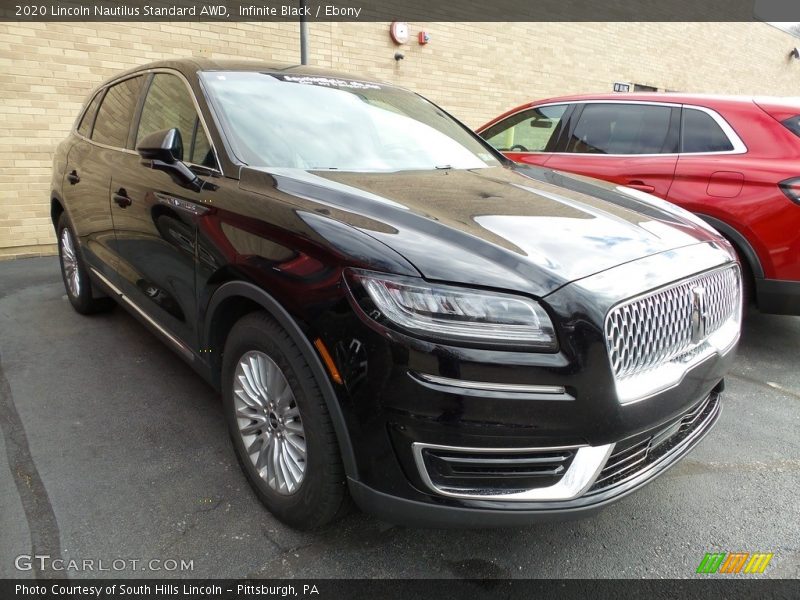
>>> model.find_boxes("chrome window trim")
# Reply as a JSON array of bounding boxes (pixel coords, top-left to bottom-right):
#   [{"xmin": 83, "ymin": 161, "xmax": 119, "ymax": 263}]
[
  {"xmin": 412, "ymin": 441, "xmax": 613, "ymax": 502},
  {"xmin": 485, "ymin": 99, "xmax": 747, "ymax": 157},
  {"xmin": 72, "ymin": 68, "xmax": 223, "ymax": 174},
  {"xmin": 679, "ymin": 105, "xmax": 747, "ymax": 155},
  {"xmin": 412, "ymin": 372, "xmax": 566, "ymax": 395},
  {"xmin": 74, "ymin": 88, "xmax": 104, "ymax": 136},
  {"xmin": 73, "ymin": 73, "xmax": 145, "ymax": 152}
]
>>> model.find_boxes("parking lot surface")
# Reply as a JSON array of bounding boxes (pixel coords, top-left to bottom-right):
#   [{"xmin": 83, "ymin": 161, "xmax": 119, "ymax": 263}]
[{"xmin": 1, "ymin": 257, "xmax": 798, "ymax": 579}]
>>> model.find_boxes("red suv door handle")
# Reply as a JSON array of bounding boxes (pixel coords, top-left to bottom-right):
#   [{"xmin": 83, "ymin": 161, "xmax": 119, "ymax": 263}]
[{"xmin": 625, "ymin": 180, "xmax": 656, "ymax": 193}]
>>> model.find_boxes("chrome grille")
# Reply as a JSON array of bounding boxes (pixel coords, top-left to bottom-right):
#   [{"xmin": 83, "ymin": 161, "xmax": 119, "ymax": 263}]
[{"xmin": 605, "ymin": 265, "xmax": 740, "ymax": 380}]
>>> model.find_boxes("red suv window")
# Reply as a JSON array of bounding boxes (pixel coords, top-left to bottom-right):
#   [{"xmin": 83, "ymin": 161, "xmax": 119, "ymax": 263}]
[
  {"xmin": 565, "ymin": 103, "xmax": 678, "ymax": 155},
  {"xmin": 681, "ymin": 109, "xmax": 734, "ymax": 153},
  {"xmin": 480, "ymin": 104, "xmax": 569, "ymax": 153}
]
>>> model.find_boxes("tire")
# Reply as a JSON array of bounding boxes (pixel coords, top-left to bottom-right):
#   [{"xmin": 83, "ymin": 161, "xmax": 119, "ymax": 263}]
[
  {"xmin": 56, "ymin": 213, "xmax": 114, "ymax": 315},
  {"xmin": 222, "ymin": 311, "xmax": 347, "ymax": 529},
  {"xmin": 730, "ymin": 243, "xmax": 755, "ymax": 315}
]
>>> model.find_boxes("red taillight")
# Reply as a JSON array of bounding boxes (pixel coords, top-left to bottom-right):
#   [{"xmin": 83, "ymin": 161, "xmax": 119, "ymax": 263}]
[{"xmin": 778, "ymin": 177, "xmax": 800, "ymax": 205}]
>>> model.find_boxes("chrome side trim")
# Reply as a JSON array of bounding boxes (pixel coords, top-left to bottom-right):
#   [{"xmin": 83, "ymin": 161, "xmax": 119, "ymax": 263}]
[
  {"xmin": 412, "ymin": 442, "xmax": 613, "ymax": 502},
  {"xmin": 412, "ymin": 372, "xmax": 565, "ymax": 395},
  {"xmin": 88, "ymin": 267, "xmax": 195, "ymax": 362}
]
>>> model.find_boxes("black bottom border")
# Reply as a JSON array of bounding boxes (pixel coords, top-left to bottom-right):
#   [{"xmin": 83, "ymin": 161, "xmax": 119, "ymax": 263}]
[{"xmin": 2, "ymin": 579, "xmax": 798, "ymax": 600}]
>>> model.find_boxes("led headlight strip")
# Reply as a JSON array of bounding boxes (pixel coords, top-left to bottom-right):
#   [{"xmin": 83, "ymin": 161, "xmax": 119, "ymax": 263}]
[{"xmin": 351, "ymin": 270, "xmax": 557, "ymax": 350}]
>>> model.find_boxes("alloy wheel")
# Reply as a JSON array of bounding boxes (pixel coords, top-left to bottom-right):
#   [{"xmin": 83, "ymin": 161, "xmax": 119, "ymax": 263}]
[
  {"xmin": 233, "ymin": 350, "xmax": 307, "ymax": 494},
  {"xmin": 60, "ymin": 228, "xmax": 81, "ymax": 298}
]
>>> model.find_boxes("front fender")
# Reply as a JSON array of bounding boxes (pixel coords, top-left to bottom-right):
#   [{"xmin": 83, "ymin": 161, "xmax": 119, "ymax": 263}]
[{"xmin": 202, "ymin": 280, "xmax": 359, "ymax": 480}]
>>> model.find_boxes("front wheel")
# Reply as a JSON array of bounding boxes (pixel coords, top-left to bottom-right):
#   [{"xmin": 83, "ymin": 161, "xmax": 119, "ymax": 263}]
[
  {"xmin": 222, "ymin": 312, "xmax": 347, "ymax": 529},
  {"xmin": 57, "ymin": 214, "xmax": 114, "ymax": 315}
]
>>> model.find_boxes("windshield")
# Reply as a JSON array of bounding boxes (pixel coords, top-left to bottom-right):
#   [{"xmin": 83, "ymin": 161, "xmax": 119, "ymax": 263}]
[{"xmin": 200, "ymin": 71, "xmax": 501, "ymax": 172}]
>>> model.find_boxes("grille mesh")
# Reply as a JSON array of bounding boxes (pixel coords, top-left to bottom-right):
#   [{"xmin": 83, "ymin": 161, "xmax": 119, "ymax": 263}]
[{"xmin": 605, "ymin": 266, "xmax": 740, "ymax": 380}]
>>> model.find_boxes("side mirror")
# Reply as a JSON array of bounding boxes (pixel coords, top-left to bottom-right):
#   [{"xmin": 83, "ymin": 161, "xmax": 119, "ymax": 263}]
[
  {"xmin": 137, "ymin": 128, "xmax": 183, "ymax": 163},
  {"xmin": 137, "ymin": 128, "xmax": 201, "ymax": 191}
]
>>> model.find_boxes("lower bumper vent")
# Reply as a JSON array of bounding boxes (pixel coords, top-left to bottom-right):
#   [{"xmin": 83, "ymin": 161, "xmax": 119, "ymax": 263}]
[
  {"xmin": 587, "ymin": 392, "xmax": 719, "ymax": 494},
  {"xmin": 421, "ymin": 448, "xmax": 576, "ymax": 495}
]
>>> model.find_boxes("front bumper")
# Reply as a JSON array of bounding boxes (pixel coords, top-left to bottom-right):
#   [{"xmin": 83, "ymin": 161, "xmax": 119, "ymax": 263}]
[
  {"xmin": 349, "ymin": 389, "xmax": 722, "ymax": 527},
  {"xmin": 312, "ymin": 245, "xmax": 738, "ymax": 526}
]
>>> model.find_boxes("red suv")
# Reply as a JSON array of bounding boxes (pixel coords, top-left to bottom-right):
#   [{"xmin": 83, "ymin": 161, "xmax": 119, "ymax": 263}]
[{"xmin": 478, "ymin": 94, "xmax": 800, "ymax": 315}]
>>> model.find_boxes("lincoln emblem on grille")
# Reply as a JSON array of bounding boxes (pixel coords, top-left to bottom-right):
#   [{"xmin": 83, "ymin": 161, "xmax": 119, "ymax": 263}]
[{"xmin": 690, "ymin": 286, "xmax": 708, "ymax": 344}]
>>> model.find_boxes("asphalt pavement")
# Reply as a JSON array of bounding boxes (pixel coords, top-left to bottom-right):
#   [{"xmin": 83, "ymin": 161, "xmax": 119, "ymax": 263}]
[{"xmin": 1, "ymin": 257, "xmax": 798, "ymax": 579}]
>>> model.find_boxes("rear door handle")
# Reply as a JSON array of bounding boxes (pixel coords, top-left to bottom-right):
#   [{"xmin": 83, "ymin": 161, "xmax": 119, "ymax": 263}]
[
  {"xmin": 67, "ymin": 170, "xmax": 80, "ymax": 185},
  {"xmin": 625, "ymin": 180, "xmax": 656, "ymax": 193},
  {"xmin": 112, "ymin": 188, "xmax": 132, "ymax": 208}
]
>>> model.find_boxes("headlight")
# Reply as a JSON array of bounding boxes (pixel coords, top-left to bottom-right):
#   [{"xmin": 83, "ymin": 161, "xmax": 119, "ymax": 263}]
[{"xmin": 349, "ymin": 271, "xmax": 557, "ymax": 350}]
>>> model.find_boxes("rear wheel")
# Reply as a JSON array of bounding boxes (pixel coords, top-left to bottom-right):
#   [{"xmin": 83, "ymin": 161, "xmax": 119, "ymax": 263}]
[
  {"xmin": 222, "ymin": 312, "xmax": 347, "ymax": 529},
  {"xmin": 57, "ymin": 213, "xmax": 114, "ymax": 315}
]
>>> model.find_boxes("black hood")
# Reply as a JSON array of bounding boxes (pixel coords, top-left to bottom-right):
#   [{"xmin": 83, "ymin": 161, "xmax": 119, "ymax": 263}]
[{"xmin": 240, "ymin": 165, "xmax": 723, "ymax": 298}]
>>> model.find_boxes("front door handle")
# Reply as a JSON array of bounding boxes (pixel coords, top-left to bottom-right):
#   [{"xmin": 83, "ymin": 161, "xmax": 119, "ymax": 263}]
[
  {"xmin": 67, "ymin": 170, "xmax": 80, "ymax": 185},
  {"xmin": 626, "ymin": 180, "xmax": 656, "ymax": 193},
  {"xmin": 112, "ymin": 188, "xmax": 132, "ymax": 208}
]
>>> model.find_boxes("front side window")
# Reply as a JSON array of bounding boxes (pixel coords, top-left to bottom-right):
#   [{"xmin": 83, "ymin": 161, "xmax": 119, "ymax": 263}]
[
  {"xmin": 565, "ymin": 103, "xmax": 677, "ymax": 154},
  {"xmin": 77, "ymin": 90, "xmax": 103, "ymax": 138},
  {"xmin": 91, "ymin": 76, "xmax": 145, "ymax": 148},
  {"xmin": 681, "ymin": 108, "xmax": 734, "ymax": 153},
  {"xmin": 136, "ymin": 74, "xmax": 214, "ymax": 167},
  {"xmin": 200, "ymin": 71, "xmax": 501, "ymax": 171},
  {"xmin": 481, "ymin": 105, "xmax": 568, "ymax": 153}
]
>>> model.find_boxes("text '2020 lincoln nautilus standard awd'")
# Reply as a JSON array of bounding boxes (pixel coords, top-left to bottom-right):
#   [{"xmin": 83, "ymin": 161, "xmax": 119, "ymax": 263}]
[{"xmin": 51, "ymin": 60, "xmax": 742, "ymax": 529}]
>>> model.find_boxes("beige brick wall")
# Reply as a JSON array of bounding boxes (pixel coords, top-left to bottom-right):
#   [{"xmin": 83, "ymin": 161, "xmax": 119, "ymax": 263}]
[{"xmin": 1, "ymin": 21, "xmax": 798, "ymax": 258}]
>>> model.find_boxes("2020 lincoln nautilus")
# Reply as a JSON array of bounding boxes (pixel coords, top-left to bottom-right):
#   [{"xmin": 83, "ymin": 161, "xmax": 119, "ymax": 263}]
[{"xmin": 51, "ymin": 60, "xmax": 741, "ymax": 528}]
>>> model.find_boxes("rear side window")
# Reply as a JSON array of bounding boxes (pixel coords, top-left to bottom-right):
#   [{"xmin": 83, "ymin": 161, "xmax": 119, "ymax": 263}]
[
  {"xmin": 77, "ymin": 90, "xmax": 103, "ymax": 137},
  {"xmin": 681, "ymin": 109, "xmax": 734, "ymax": 153},
  {"xmin": 136, "ymin": 73, "xmax": 214, "ymax": 167},
  {"xmin": 781, "ymin": 115, "xmax": 800, "ymax": 138},
  {"xmin": 481, "ymin": 105, "xmax": 568, "ymax": 153},
  {"xmin": 565, "ymin": 103, "xmax": 677, "ymax": 154},
  {"xmin": 91, "ymin": 76, "xmax": 145, "ymax": 148}
]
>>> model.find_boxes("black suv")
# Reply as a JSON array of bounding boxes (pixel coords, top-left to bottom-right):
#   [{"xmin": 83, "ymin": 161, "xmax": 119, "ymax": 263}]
[{"xmin": 52, "ymin": 60, "xmax": 741, "ymax": 529}]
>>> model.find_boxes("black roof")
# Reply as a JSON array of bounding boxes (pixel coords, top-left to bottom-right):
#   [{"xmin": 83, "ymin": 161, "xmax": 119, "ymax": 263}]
[{"xmin": 110, "ymin": 58, "xmax": 387, "ymax": 86}]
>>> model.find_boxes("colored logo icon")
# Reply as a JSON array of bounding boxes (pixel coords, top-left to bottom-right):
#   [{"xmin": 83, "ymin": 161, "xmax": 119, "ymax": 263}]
[{"xmin": 696, "ymin": 552, "xmax": 773, "ymax": 574}]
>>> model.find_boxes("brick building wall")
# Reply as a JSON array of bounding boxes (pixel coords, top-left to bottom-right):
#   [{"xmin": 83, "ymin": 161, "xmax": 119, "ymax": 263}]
[{"xmin": 0, "ymin": 21, "xmax": 797, "ymax": 258}]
